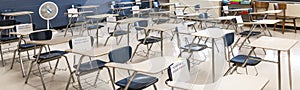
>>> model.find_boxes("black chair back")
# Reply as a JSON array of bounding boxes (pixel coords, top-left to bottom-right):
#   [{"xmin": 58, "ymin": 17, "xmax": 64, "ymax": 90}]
[
  {"xmin": 194, "ymin": 4, "xmax": 200, "ymax": 11},
  {"xmin": 224, "ymin": 32, "xmax": 235, "ymax": 47},
  {"xmin": 134, "ymin": 20, "xmax": 148, "ymax": 30},
  {"xmin": 108, "ymin": 46, "xmax": 132, "ymax": 63},
  {"xmin": 0, "ymin": 20, "xmax": 16, "ymax": 37},
  {"xmin": 29, "ymin": 30, "xmax": 52, "ymax": 41}
]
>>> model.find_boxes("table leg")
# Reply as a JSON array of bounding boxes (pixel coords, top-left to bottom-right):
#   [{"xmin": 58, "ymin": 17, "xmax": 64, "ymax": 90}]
[
  {"xmin": 278, "ymin": 50, "xmax": 281, "ymax": 90},
  {"xmin": 161, "ymin": 31, "xmax": 163, "ymax": 56},
  {"xmin": 212, "ymin": 38, "xmax": 215, "ymax": 82},
  {"xmin": 288, "ymin": 50, "xmax": 292, "ymax": 90}
]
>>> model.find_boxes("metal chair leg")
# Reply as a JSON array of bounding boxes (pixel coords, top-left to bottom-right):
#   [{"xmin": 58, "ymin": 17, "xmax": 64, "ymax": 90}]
[
  {"xmin": 178, "ymin": 50, "xmax": 183, "ymax": 57},
  {"xmin": 10, "ymin": 50, "xmax": 18, "ymax": 69},
  {"xmin": 104, "ymin": 36, "xmax": 112, "ymax": 46},
  {"xmin": 48, "ymin": 62, "xmax": 52, "ymax": 70},
  {"xmin": 0, "ymin": 45, "xmax": 5, "ymax": 66},
  {"xmin": 113, "ymin": 68, "xmax": 115, "ymax": 82},
  {"xmin": 131, "ymin": 43, "xmax": 141, "ymax": 62},
  {"xmin": 65, "ymin": 71, "xmax": 73, "ymax": 90},
  {"xmin": 146, "ymin": 44, "xmax": 154, "ymax": 57},
  {"xmin": 254, "ymin": 66, "xmax": 259, "ymax": 76},
  {"xmin": 93, "ymin": 70, "xmax": 101, "ymax": 86},
  {"xmin": 106, "ymin": 67, "xmax": 116, "ymax": 90},
  {"xmin": 53, "ymin": 59, "xmax": 60, "ymax": 75},
  {"xmin": 117, "ymin": 36, "xmax": 123, "ymax": 45},
  {"xmin": 77, "ymin": 75, "xmax": 83, "ymax": 90},
  {"xmin": 25, "ymin": 61, "xmax": 35, "ymax": 84},
  {"xmin": 27, "ymin": 51, "xmax": 31, "ymax": 60},
  {"xmin": 230, "ymin": 66, "xmax": 238, "ymax": 75},
  {"xmin": 19, "ymin": 52, "xmax": 26, "ymax": 77},
  {"xmin": 224, "ymin": 65, "xmax": 235, "ymax": 76},
  {"xmin": 37, "ymin": 64, "xmax": 47, "ymax": 90},
  {"xmin": 63, "ymin": 56, "xmax": 75, "ymax": 82},
  {"xmin": 153, "ymin": 84, "xmax": 158, "ymax": 90}
]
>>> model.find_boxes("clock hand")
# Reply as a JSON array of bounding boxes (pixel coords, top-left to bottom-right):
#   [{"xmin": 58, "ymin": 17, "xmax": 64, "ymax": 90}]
[{"xmin": 47, "ymin": 8, "xmax": 52, "ymax": 13}]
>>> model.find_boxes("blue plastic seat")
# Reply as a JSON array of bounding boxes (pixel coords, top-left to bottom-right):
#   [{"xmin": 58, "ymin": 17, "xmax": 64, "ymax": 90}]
[
  {"xmin": 109, "ymin": 30, "xmax": 130, "ymax": 36},
  {"xmin": 134, "ymin": 20, "xmax": 148, "ymax": 39},
  {"xmin": 132, "ymin": 35, "xmax": 162, "ymax": 58},
  {"xmin": 115, "ymin": 74, "xmax": 159, "ymax": 90},
  {"xmin": 19, "ymin": 44, "xmax": 39, "ymax": 49},
  {"xmin": 181, "ymin": 43, "xmax": 207, "ymax": 52},
  {"xmin": 230, "ymin": 55, "xmax": 261, "ymax": 66},
  {"xmin": 33, "ymin": 50, "xmax": 68, "ymax": 63},
  {"xmin": 73, "ymin": 60, "xmax": 106, "ymax": 72},
  {"xmin": 137, "ymin": 37, "xmax": 161, "ymax": 44},
  {"xmin": 87, "ymin": 25, "xmax": 104, "ymax": 30},
  {"xmin": 239, "ymin": 31, "xmax": 261, "ymax": 36}
]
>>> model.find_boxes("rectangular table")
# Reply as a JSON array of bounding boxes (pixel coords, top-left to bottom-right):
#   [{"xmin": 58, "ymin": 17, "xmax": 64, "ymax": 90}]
[
  {"xmin": 105, "ymin": 56, "xmax": 177, "ymax": 90},
  {"xmin": 144, "ymin": 23, "xmax": 178, "ymax": 56},
  {"xmin": 249, "ymin": 36, "xmax": 298, "ymax": 90},
  {"xmin": 191, "ymin": 28, "xmax": 235, "ymax": 82}
]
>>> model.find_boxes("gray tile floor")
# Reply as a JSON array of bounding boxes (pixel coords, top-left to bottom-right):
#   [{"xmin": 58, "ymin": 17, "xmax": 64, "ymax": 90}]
[{"xmin": 0, "ymin": 20, "xmax": 300, "ymax": 90}]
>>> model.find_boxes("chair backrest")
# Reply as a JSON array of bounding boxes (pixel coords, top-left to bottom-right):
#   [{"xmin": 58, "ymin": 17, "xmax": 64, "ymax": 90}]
[
  {"xmin": 194, "ymin": 4, "xmax": 200, "ymax": 12},
  {"xmin": 134, "ymin": 20, "xmax": 148, "ymax": 30},
  {"xmin": 274, "ymin": 3, "xmax": 287, "ymax": 17},
  {"xmin": 108, "ymin": 46, "xmax": 132, "ymax": 63},
  {"xmin": 167, "ymin": 59, "xmax": 190, "ymax": 82},
  {"xmin": 254, "ymin": 2, "xmax": 269, "ymax": 12},
  {"xmin": 223, "ymin": 32, "xmax": 235, "ymax": 47},
  {"xmin": 69, "ymin": 36, "xmax": 94, "ymax": 49},
  {"xmin": 29, "ymin": 30, "xmax": 52, "ymax": 41},
  {"xmin": 0, "ymin": 20, "xmax": 16, "ymax": 37}
]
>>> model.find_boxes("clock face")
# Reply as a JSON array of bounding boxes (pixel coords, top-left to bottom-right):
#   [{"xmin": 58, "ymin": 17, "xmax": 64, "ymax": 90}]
[{"xmin": 39, "ymin": 2, "xmax": 58, "ymax": 20}]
